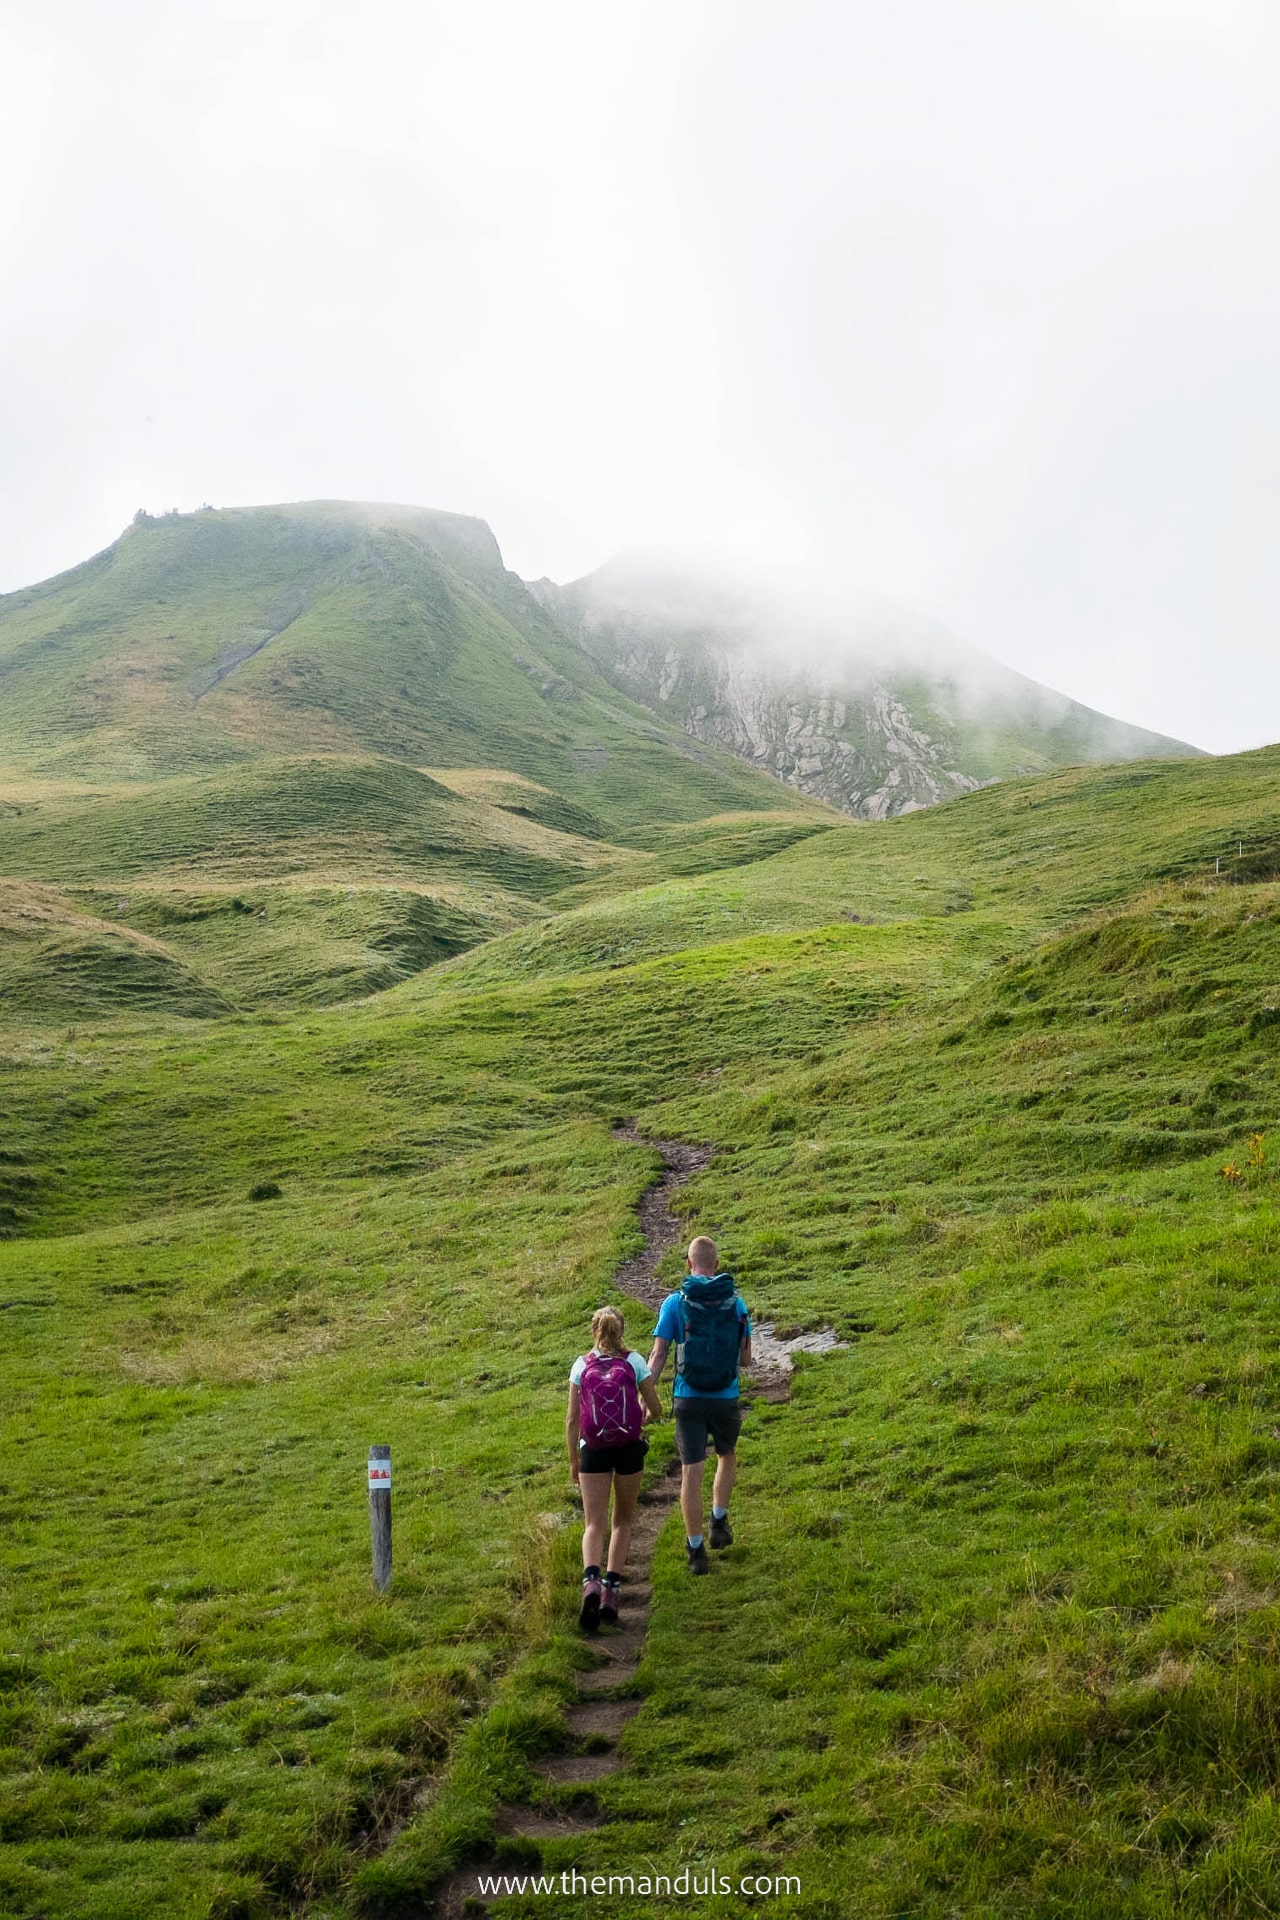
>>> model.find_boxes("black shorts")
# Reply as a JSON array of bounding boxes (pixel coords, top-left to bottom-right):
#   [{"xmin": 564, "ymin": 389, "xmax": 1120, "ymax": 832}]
[
  {"xmin": 674, "ymin": 1397, "xmax": 742, "ymax": 1465},
  {"xmin": 578, "ymin": 1437, "xmax": 648, "ymax": 1475}
]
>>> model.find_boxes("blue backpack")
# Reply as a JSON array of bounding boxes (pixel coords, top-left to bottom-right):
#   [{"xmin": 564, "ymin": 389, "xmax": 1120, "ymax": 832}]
[{"xmin": 676, "ymin": 1273, "xmax": 744, "ymax": 1393}]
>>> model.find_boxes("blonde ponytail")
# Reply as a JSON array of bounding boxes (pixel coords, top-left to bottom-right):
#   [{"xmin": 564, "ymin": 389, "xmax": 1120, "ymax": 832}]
[{"xmin": 590, "ymin": 1306, "xmax": 627, "ymax": 1356}]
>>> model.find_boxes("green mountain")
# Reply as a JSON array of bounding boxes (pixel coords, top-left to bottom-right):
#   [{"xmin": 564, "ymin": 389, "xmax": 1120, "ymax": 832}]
[
  {"xmin": 0, "ymin": 501, "xmax": 807, "ymax": 819},
  {"xmin": 0, "ymin": 503, "xmax": 829, "ymax": 1008},
  {"xmin": 539, "ymin": 552, "xmax": 1201, "ymax": 817},
  {"xmin": 0, "ymin": 500, "xmax": 1206, "ymax": 1014}
]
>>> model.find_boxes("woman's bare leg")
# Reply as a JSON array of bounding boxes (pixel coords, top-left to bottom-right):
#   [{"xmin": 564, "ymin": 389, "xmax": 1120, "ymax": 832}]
[
  {"xmin": 580, "ymin": 1473, "xmax": 612, "ymax": 1568},
  {"xmin": 606, "ymin": 1471, "xmax": 643, "ymax": 1576}
]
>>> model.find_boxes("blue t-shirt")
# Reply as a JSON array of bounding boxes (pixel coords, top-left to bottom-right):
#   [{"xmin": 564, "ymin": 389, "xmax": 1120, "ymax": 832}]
[{"xmin": 653, "ymin": 1284, "xmax": 751, "ymax": 1400}]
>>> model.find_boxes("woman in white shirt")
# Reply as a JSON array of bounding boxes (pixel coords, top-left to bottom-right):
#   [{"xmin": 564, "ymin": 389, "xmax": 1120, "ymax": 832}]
[{"xmin": 566, "ymin": 1306, "xmax": 662, "ymax": 1630}]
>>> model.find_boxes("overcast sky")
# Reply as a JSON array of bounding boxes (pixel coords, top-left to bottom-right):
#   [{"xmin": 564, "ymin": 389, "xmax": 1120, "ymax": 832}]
[{"xmin": 4, "ymin": 0, "xmax": 1279, "ymax": 752}]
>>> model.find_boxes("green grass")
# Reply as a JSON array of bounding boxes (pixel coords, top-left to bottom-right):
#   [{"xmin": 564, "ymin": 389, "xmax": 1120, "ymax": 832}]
[
  {"xmin": 0, "ymin": 765, "xmax": 835, "ymax": 1017},
  {"xmin": 426, "ymin": 746, "xmax": 1280, "ymax": 990},
  {"xmin": 0, "ymin": 1126, "xmax": 668, "ymax": 1920},
  {"xmin": 573, "ymin": 882, "xmax": 1280, "ymax": 1919},
  {"xmin": 363, "ymin": 877, "xmax": 1280, "ymax": 1919},
  {"xmin": 6, "ymin": 704, "xmax": 1280, "ymax": 1914},
  {"xmin": 0, "ymin": 757, "xmax": 624, "ymax": 893},
  {"xmin": 69, "ymin": 884, "xmax": 500, "ymax": 1012},
  {"xmin": 1, "ymin": 912, "xmax": 942, "ymax": 1238},
  {"xmin": 0, "ymin": 883, "xmax": 232, "ymax": 1025}
]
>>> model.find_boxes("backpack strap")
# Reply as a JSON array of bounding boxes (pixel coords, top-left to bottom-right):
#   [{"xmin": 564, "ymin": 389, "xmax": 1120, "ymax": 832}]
[{"xmin": 674, "ymin": 1284, "xmax": 692, "ymax": 1378}]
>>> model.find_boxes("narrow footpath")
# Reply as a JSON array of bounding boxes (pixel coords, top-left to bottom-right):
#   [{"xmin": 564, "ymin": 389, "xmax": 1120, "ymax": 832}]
[{"xmin": 432, "ymin": 1131, "xmax": 815, "ymax": 1917}]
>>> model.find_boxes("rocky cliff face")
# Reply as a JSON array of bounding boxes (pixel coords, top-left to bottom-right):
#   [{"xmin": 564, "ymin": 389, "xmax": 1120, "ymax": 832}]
[
  {"xmin": 534, "ymin": 558, "xmax": 1199, "ymax": 821},
  {"xmin": 596, "ymin": 630, "xmax": 980, "ymax": 818}
]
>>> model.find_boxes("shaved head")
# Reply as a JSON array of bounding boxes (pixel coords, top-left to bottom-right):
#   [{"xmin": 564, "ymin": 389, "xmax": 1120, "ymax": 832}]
[{"xmin": 687, "ymin": 1236, "xmax": 718, "ymax": 1273}]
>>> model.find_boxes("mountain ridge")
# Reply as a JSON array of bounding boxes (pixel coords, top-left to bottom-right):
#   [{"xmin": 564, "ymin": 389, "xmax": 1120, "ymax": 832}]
[
  {"xmin": 0, "ymin": 500, "xmax": 1202, "ymax": 827},
  {"xmin": 0, "ymin": 501, "xmax": 811, "ymax": 833}
]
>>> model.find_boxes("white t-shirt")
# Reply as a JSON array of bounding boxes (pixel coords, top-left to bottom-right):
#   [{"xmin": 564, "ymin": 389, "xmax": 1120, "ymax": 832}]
[{"xmin": 570, "ymin": 1348, "xmax": 650, "ymax": 1387}]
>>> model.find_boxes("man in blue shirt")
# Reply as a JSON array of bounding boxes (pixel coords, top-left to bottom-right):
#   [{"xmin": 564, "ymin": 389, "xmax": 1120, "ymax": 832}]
[{"xmin": 648, "ymin": 1235, "xmax": 752, "ymax": 1574}]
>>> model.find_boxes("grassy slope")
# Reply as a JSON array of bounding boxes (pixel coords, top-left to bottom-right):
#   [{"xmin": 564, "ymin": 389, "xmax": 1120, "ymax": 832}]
[
  {"xmin": 0, "ymin": 758, "xmax": 612, "ymax": 887},
  {"xmin": 5, "ymin": 748, "xmax": 1280, "ymax": 1916},
  {"xmin": 594, "ymin": 883, "xmax": 1280, "ymax": 1920},
  {"xmin": 0, "ymin": 504, "xmax": 815, "ymax": 830},
  {"xmin": 433, "ymin": 747, "xmax": 1280, "ymax": 989},
  {"xmin": 367, "ymin": 876, "xmax": 1280, "ymax": 1920},
  {"xmin": 0, "ymin": 1126, "xmax": 657, "ymax": 1919},
  {"xmin": 0, "ymin": 883, "xmax": 231, "ymax": 1025},
  {"xmin": 0, "ymin": 786, "xmax": 833, "ymax": 1018},
  {"xmin": 0, "ymin": 502, "xmax": 831, "ymax": 1014},
  {"xmin": 894, "ymin": 666, "xmax": 1198, "ymax": 783}
]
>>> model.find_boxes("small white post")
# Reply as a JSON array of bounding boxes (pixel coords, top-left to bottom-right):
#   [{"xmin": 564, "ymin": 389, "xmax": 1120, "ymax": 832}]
[{"xmin": 368, "ymin": 1445, "xmax": 392, "ymax": 1593}]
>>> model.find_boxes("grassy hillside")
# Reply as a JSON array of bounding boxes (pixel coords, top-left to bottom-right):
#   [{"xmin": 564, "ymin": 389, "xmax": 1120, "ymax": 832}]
[
  {"xmin": 593, "ymin": 880, "xmax": 1280, "ymax": 1919},
  {"xmin": 0, "ymin": 504, "xmax": 816, "ymax": 832},
  {"xmin": 0, "ymin": 882, "xmax": 231, "ymax": 1024},
  {"xmin": 0, "ymin": 503, "xmax": 838, "ymax": 1012},
  {"xmin": 7, "ymin": 502, "xmax": 1280, "ymax": 1919},
  {"xmin": 6, "ymin": 742, "xmax": 1266, "ymax": 1017},
  {"xmin": 435, "ymin": 747, "xmax": 1280, "ymax": 989},
  {"xmin": 0, "ymin": 780, "xmax": 840, "ymax": 1017},
  {"xmin": 0, "ymin": 1125, "xmax": 654, "ymax": 1920},
  {"xmin": 4, "ymin": 742, "xmax": 1280, "ymax": 1919}
]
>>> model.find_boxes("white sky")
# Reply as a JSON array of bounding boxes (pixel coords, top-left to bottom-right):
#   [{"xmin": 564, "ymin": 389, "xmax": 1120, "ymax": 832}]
[{"xmin": 3, "ymin": 0, "xmax": 1279, "ymax": 752}]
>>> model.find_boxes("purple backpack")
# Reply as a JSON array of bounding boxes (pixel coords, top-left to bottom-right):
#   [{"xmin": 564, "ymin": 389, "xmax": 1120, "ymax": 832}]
[{"xmin": 578, "ymin": 1351, "xmax": 644, "ymax": 1449}]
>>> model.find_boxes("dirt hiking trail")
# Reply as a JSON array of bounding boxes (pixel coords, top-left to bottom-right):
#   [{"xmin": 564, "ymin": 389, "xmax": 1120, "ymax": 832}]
[{"xmin": 430, "ymin": 1131, "xmax": 829, "ymax": 1916}]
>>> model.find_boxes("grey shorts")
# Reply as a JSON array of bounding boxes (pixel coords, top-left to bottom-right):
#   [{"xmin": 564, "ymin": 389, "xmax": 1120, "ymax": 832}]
[{"xmin": 674, "ymin": 1396, "xmax": 742, "ymax": 1466}]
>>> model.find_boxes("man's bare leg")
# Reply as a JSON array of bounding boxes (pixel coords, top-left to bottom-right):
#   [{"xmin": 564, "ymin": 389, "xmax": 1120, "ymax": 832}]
[{"xmin": 681, "ymin": 1461, "xmax": 705, "ymax": 1543}]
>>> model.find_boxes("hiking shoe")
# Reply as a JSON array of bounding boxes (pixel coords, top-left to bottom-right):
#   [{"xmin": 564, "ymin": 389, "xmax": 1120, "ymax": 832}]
[
  {"xmin": 579, "ymin": 1574, "xmax": 603, "ymax": 1632},
  {"xmin": 709, "ymin": 1514, "xmax": 734, "ymax": 1550},
  {"xmin": 600, "ymin": 1582, "xmax": 620, "ymax": 1625},
  {"xmin": 686, "ymin": 1540, "xmax": 710, "ymax": 1575}
]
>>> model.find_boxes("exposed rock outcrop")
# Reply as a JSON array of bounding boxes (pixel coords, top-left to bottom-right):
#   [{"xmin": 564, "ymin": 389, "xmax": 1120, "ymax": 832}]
[
  {"xmin": 599, "ymin": 633, "xmax": 980, "ymax": 818},
  {"xmin": 533, "ymin": 557, "xmax": 1200, "ymax": 821}
]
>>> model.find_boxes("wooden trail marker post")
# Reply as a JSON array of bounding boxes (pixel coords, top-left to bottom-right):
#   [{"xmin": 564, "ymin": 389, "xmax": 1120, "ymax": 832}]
[{"xmin": 368, "ymin": 1444, "xmax": 392, "ymax": 1593}]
